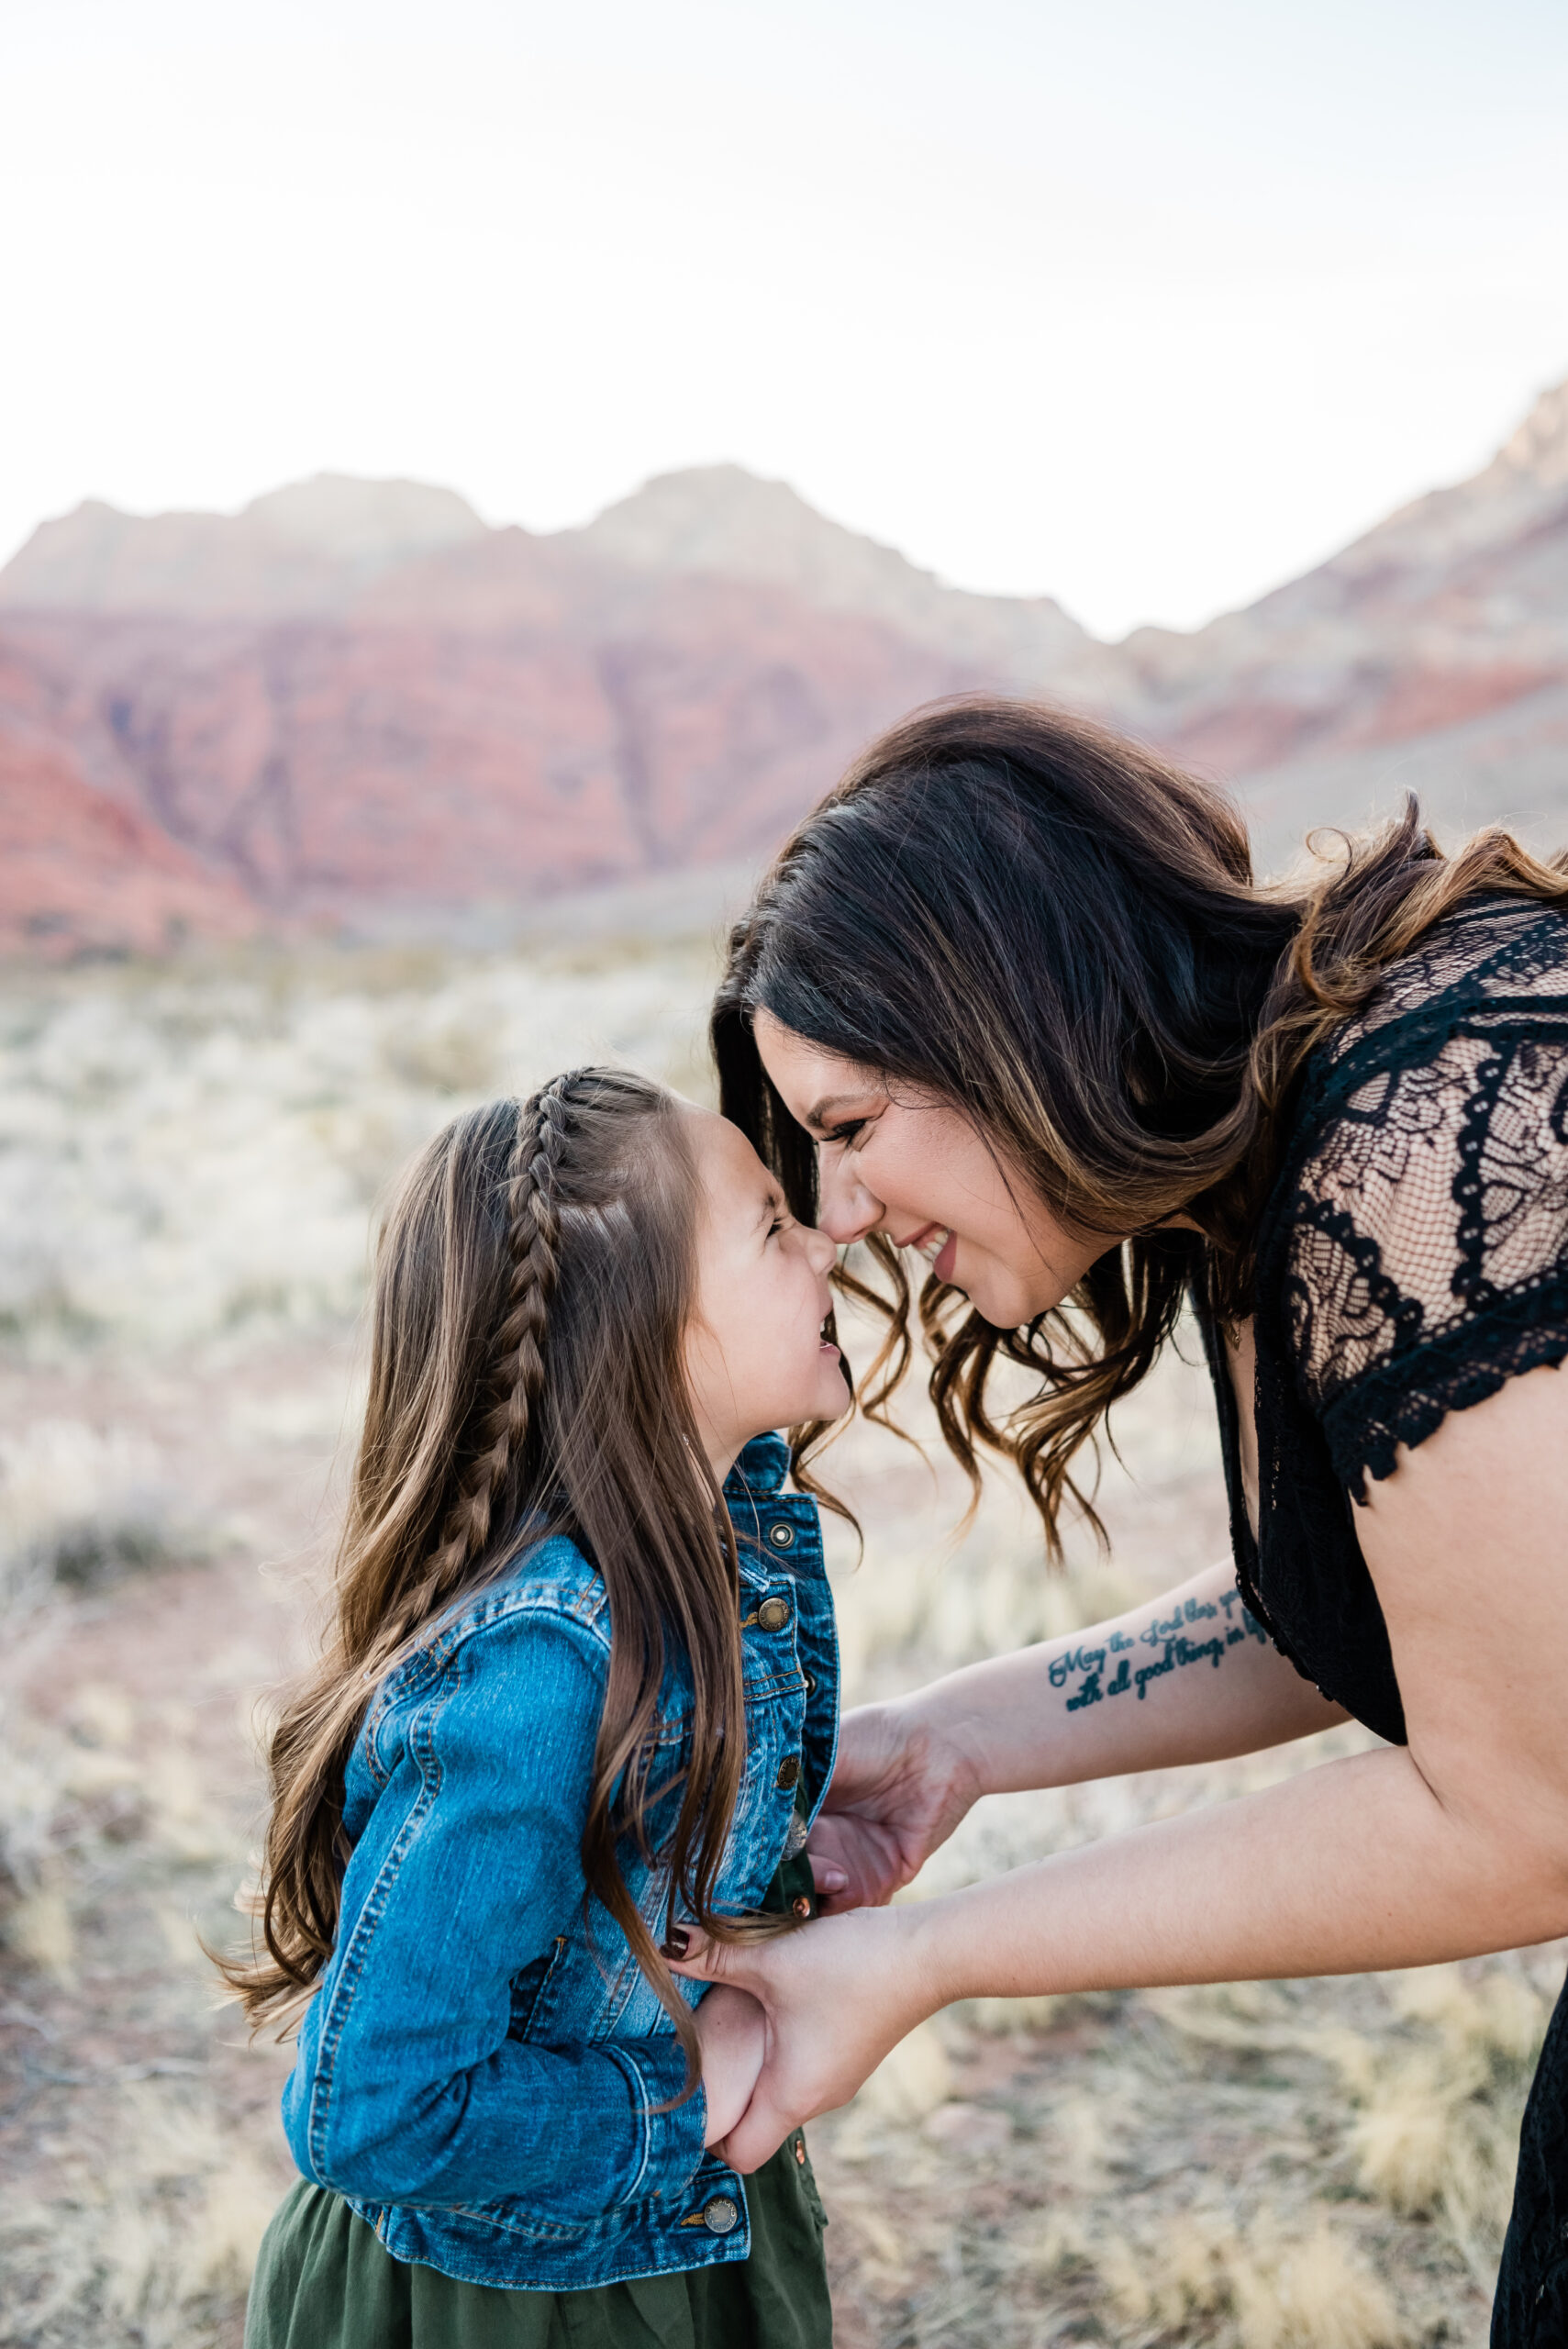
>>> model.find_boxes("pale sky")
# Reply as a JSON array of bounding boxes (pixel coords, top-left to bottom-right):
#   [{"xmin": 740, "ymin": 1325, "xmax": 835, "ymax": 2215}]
[{"xmin": 5, "ymin": 0, "xmax": 1567, "ymax": 638}]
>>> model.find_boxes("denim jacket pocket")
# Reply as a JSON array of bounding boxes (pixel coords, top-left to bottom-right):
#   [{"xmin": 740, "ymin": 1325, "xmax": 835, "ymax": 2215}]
[{"xmin": 507, "ymin": 1936, "xmax": 569, "ymax": 2042}]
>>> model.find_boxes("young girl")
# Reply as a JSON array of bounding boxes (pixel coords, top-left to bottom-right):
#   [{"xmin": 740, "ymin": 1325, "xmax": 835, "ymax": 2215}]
[{"xmin": 232, "ymin": 1066, "xmax": 851, "ymax": 2348}]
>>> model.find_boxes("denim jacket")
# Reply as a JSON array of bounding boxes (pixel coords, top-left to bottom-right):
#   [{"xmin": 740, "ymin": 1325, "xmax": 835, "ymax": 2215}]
[{"xmin": 279, "ymin": 1433, "xmax": 839, "ymax": 2291}]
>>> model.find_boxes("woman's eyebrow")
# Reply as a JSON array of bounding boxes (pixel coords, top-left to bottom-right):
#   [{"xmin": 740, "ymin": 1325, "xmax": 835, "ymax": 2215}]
[{"xmin": 806, "ymin": 1090, "xmax": 872, "ymax": 1130}]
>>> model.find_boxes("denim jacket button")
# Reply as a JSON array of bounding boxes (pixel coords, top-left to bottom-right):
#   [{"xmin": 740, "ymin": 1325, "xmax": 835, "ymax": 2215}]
[
  {"xmin": 757, "ymin": 1596, "xmax": 791, "ymax": 1631},
  {"xmin": 767, "ymin": 1522, "xmax": 795, "ymax": 1549},
  {"xmin": 775, "ymin": 1755, "xmax": 800, "ymax": 1790},
  {"xmin": 702, "ymin": 2194, "xmax": 740, "ymax": 2234}
]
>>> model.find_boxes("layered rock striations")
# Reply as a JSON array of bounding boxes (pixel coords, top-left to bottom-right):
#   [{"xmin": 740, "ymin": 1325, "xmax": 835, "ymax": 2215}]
[{"xmin": 4, "ymin": 386, "xmax": 1566, "ymax": 956}]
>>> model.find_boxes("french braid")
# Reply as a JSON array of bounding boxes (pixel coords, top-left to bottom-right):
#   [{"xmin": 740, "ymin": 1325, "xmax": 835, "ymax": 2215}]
[{"xmin": 420, "ymin": 1072, "xmax": 584, "ymax": 1608}]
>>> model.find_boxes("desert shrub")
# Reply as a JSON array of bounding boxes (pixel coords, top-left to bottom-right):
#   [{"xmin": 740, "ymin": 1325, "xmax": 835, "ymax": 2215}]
[
  {"xmin": 0, "ymin": 1419, "xmax": 179, "ymax": 1613},
  {"xmin": 0, "ymin": 2083, "xmax": 284, "ymax": 2349},
  {"xmin": 0, "ymin": 942, "xmax": 717, "ymax": 1353}
]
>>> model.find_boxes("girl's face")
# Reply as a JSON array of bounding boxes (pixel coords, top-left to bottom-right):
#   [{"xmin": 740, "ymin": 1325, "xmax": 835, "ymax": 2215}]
[
  {"xmin": 682, "ymin": 1105, "xmax": 851, "ymax": 1476},
  {"xmin": 752, "ymin": 1010, "xmax": 1111, "ymax": 1329}
]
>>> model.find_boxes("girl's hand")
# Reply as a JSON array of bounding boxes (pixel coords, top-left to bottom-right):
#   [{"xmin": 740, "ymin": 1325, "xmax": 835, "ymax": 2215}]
[
  {"xmin": 693, "ymin": 1984, "xmax": 767, "ymax": 2148},
  {"xmin": 806, "ymin": 1698, "xmax": 984, "ymax": 1910},
  {"xmin": 676, "ymin": 1905, "xmax": 934, "ymax": 2171}
]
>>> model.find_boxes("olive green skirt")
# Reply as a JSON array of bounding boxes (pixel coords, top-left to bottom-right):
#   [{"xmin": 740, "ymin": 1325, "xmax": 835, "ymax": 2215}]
[{"xmin": 244, "ymin": 2137, "xmax": 829, "ymax": 2349}]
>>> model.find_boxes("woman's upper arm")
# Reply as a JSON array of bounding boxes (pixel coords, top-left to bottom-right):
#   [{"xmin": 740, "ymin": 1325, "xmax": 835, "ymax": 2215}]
[
  {"xmin": 1355, "ymin": 1363, "xmax": 1568, "ymax": 1891},
  {"xmin": 1285, "ymin": 1008, "xmax": 1568, "ymax": 1867}
]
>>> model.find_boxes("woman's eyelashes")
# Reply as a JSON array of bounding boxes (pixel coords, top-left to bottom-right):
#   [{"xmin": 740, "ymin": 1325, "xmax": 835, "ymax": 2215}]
[{"xmin": 822, "ymin": 1117, "xmax": 869, "ymax": 1148}]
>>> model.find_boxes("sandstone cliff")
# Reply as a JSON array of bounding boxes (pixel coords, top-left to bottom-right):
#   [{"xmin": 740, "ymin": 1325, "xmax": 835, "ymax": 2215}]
[{"xmin": 3, "ymin": 382, "xmax": 1563, "ymax": 955}]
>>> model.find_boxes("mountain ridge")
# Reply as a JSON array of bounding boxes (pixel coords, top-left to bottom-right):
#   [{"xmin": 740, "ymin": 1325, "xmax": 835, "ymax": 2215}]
[{"xmin": 3, "ymin": 376, "xmax": 1564, "ymax": 955}]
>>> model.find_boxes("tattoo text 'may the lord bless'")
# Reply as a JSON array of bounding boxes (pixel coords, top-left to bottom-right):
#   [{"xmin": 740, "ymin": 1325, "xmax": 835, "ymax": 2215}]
[{"xmin": 1052, "ymin": 1589, "xmax": 1269, "ymax": 1712}]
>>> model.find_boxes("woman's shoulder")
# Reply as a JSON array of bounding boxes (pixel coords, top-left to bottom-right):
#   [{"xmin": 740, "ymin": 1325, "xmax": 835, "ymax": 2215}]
[
  {"xmin": 1310, "ymin": 892, "xmax": 1568, "ymax": 1097},
  {"xmin": 1261, "ymin": 892, "xmax": 1568, "ymax": 1489}
]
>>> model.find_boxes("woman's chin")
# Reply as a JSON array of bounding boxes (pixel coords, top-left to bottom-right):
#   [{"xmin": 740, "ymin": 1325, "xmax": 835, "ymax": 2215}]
[{"xmin": 965, "ymin": 1286, "xmax": 1039, "ymax": 1332}]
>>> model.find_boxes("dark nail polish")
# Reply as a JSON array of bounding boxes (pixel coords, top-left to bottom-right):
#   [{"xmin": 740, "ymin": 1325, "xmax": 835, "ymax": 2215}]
[{"xmin": 662, "ymin": 1927, "xmax": 691, "ymax": 1959}]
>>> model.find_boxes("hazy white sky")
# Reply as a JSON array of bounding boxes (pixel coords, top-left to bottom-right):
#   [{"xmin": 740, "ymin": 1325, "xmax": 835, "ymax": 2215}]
[{"xmin": 5, "ymin": 0, "xmax": 1567, "ymax": 637}]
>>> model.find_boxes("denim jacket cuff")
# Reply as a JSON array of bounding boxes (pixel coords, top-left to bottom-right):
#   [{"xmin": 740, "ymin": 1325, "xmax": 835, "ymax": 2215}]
[{"xmin": 600, "ymin": 2036, "xmax": 708, "ymax": 2205}]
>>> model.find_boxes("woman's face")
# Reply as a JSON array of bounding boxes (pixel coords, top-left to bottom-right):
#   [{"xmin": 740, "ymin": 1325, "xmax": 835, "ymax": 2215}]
[{"xmin": 753, "ymin": 1010, "xmax": 1113, "ymax": 1329}]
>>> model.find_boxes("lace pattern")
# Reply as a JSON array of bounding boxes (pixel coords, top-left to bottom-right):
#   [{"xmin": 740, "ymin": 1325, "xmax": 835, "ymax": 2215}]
[
  {"xmin": 1200, "ymin": 894, "xmax": 1568, "ymax": 1750},
  {"xmin": 1282, "ymin": 897, "xmax": 1568, "ymax": 1492}
]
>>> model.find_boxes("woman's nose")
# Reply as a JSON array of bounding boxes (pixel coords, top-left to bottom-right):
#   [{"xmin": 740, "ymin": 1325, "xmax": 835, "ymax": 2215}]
[{"xmin": 816, "ymin": 1150, "xmax": 881, "ymax": 1244}]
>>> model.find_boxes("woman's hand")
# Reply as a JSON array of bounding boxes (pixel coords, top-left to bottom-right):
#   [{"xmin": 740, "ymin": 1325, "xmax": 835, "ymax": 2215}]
[
  {"xmin": 678, "ymin": 1905, "xmax": 934, "ymax": 2171},
  {"xmin": 693, "ymin": 1984, "xmax": 767, "ymax": 2147},
  {"xmin": 806, "ymin": 1698, "xmax": 984, "ymax": 1910}
]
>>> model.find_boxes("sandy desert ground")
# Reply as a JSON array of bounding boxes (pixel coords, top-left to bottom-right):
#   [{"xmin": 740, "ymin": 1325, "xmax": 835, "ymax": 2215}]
[{"xmin": 0, "ymin": 935, "xmax": 1556, "ymax": 2348}]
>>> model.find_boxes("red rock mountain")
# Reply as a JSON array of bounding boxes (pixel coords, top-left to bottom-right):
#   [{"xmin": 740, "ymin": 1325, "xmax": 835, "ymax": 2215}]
[{"xmin": 3, "ymin": 382, "xmax": 1564, "ymax": 955}]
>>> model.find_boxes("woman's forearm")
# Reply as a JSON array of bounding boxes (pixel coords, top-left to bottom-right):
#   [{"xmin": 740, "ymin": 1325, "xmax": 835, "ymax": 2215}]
[
  {"xmin": 692, "ymin": 1732, "xmax": 1568, "ymax": 2175},
  {"xmin": 903, "ymin": 1560, "xmax": 1346, "ymax": 1799},
  {"xmin": 906, "ymin": 1741, "xmax": 1568, "ymax": 2009}
]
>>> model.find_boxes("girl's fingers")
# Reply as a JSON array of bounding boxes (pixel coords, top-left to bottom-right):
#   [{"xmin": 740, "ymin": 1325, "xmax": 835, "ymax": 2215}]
[{"xmin": 810, "ymin": 1861, "xmax": 850, "ymax": 1895}]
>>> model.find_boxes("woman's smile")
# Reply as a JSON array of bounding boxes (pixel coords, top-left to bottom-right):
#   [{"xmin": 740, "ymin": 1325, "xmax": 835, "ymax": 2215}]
[{"xmin": 904, "ymin": 1222, "xmax": 957, "ymax": 1280}]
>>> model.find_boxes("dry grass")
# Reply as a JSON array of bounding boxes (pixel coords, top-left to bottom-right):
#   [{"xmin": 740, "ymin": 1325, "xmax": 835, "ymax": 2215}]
[{"xmin": 0, "ymin": 941, "xmax": 1554, "ymax": 2346}]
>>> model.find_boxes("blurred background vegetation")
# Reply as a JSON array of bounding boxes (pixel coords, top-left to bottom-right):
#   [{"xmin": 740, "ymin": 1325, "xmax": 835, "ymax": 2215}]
[{"xmin": 0, "ymin": 933, "xmax": 1555, "ymax": 2349}]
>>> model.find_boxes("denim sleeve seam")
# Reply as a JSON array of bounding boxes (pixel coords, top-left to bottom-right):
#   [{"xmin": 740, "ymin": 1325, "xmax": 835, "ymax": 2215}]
[
  {"xmin": 427, "ymin": 1587, "xmax": 613, "ymax": 1679},
  {"xmin": 306, "ymin": 1674, "xmax": 454, "ymax": 2184},
  {"xmin": 359, "ymin": 1693, "xmax": 394, "ymax": 1789}
]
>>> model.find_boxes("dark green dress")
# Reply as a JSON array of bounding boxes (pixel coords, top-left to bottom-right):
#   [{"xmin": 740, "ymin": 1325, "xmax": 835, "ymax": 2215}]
[{"xmin": 246, "ymin": 1809, "xmax": 829, "ymax": 2349}]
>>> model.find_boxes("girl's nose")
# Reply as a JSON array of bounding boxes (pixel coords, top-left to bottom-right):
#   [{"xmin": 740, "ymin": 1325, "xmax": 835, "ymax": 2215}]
[
  {"xmin": 816, "ymin": 1150, "xmax": 881, "ymax": 1245},
  {"xmin": 803, "ymin": 1221, "xmax": 839, "ymax": 1275}
]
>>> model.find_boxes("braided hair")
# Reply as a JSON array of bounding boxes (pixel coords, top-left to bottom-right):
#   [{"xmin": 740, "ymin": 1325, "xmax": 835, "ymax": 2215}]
[
  {"xmin": 223, "ymin": 1065, "xmax": 779, "ymax": 2081},
  {"xmin": 339, "ymin": 1070, "xmax": 584, "ymax": 1675}
]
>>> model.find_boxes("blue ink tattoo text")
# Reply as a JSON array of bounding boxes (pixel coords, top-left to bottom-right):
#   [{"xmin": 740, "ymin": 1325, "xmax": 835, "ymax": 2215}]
[{"xmin": 1051, "ymin": 1589, "xmax": 1269, "ymax": 1712}]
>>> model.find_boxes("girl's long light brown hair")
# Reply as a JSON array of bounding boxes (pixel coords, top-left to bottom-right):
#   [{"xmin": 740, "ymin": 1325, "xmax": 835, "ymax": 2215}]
[
  {"xmin": 222, "ymin": 1067, "xmax": 795, "ymax": 2085},
  {"xmin": 714, "ymin": 697, "xmax": 1568, "ymax": 1553}
]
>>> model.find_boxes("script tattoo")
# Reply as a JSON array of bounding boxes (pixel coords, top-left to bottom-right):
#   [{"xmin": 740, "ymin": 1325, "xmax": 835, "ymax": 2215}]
[{"xmin": 1052, "ymin": 1589, "xmax": 1270, "ymax": 1713}]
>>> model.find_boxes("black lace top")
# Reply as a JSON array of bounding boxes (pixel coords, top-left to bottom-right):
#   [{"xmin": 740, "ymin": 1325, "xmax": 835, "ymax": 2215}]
[{"xmin": 1196, "ymin": 895, "xmax": 1568, "ymax": 1745}]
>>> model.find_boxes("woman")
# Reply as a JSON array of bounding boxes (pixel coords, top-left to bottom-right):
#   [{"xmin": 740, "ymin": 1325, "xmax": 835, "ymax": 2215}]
[{"xmin": 686, "ymin": 697, "xmax": 1568, "ymax": 2343}]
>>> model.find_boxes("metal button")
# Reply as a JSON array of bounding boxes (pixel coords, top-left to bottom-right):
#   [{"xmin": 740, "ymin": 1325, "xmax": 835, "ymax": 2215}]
[
  {"xmin": 767, "ymin": 1522, "xmax": 795, "ymax": 1549},
  {"xmin": 702, "ymin": 2193, "xmax": 740, "ymax": 2234},
  {"xmin": 803, "ymin": 1672, "xmax": 816, "ymax": 1694},
  {"xmin": 791, "ymin": 1894, "xmax": 813, "ymax": 1920},
  {"xmin": 757, "ymin": 1596, "xmax": 791, "ymax": 1631},
  {"xmin": 775, "ymin": 1754, "xmax": 800, "ymax": 1791},
  {"xmin": 794, "ymin": 2136, "xmax": 806, "ymax": 2166}
]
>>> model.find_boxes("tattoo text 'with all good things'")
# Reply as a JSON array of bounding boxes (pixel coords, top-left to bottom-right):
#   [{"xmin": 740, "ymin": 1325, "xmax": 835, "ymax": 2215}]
[{"xmin": 1058, "ymin": 1588, "xmax": 1269, "ymax": 1712}]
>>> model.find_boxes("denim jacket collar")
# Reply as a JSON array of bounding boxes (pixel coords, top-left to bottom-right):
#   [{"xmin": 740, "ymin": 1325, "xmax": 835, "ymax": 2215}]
[{"xmin": 723, "ymin": 1431, "xmax": 791, "ymax": 1502}]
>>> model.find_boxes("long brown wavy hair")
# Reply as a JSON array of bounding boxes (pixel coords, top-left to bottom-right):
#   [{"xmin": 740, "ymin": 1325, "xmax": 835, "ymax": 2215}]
[
  {"xmin": 222, "ymin": 1067, "xmax": 800, "ymax": 2085},
  {"xmin": 714, "ymin": 697, "xmax": 1568, "ymax": 1552}
]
